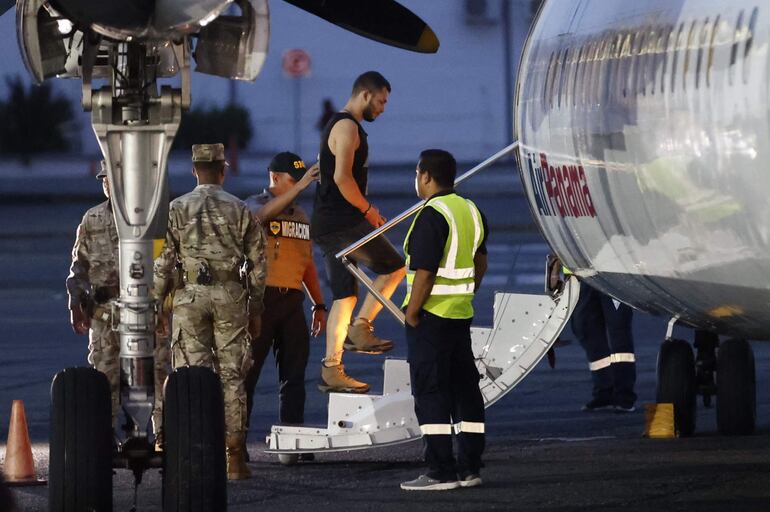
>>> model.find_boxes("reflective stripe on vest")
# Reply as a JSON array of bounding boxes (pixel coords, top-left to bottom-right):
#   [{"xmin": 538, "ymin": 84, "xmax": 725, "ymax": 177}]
[{"xmin": 402, "ymin": 193, "xmax": 484, "ymax": 319}]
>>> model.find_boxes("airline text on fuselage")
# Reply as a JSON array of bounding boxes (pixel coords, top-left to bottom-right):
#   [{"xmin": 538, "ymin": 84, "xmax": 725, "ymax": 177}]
[{"xmin": 525, "ymin": 152, "xmax": 596, "ymax": 218}]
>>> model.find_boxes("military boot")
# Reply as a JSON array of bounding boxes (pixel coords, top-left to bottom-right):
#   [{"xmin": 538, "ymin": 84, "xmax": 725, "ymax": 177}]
[
  {"xmin": 344, "ymin": 319, "xmax": 394, "ymax": 354},
  {"xmin": 318, "ymin": 363, "xmax": 370, "ymax": 393},
  {"xmin": 226, "ymin": 433, "xmax": 252, "ymax": 480}
]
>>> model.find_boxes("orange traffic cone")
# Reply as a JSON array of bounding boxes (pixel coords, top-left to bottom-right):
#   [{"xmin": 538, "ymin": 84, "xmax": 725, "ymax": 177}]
[{"xmin": 2, "ymin": 400, "xmax": 45, "ymax": 486}]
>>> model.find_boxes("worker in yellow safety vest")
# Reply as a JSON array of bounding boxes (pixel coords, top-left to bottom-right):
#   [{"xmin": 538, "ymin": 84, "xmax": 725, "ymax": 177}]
[
  {"xmin": 561, "ymin": 262, "xmax": 637, "ymax": 412},
  {"xmin": 400, "ymin": 149, "xmax": 489, "ymax": 492}
]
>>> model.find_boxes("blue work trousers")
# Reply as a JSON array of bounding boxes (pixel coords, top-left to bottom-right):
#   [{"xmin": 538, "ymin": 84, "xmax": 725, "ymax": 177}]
[
  {"xmin": 406, "ymin": 310, "xmax": 485, "ymax": 480},
  {"xmin": 571, "ymin": 284, "xmax": 637, "ymax": 408}
]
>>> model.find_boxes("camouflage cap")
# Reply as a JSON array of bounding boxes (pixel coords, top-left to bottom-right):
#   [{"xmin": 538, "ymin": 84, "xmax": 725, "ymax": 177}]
[
  {"xmin": 192, "ymin": 143, "xmax": 227, "ymax": 163},
  {"xmin": 96, "ymin": 160, "xmax": 107, "ymax": 180}
]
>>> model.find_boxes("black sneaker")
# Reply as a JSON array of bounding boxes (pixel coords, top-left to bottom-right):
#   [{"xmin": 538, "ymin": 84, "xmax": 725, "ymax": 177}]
[
  {"xmin": 614, "ymin": 404, "xmax": 636, "ymax": 413},
  {"xmin": 581, "ymin": 398, "xmax": 615, "ymax": 412},
  {"xmin": 400, "ymin": 474, "xmax": 460, "ymax": 491}
]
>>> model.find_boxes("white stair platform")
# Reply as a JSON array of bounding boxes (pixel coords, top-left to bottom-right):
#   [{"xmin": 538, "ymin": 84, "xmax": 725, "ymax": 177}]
[{"xmin": 265, "ymin": 278, "xmax": 579, "ymax": 455}]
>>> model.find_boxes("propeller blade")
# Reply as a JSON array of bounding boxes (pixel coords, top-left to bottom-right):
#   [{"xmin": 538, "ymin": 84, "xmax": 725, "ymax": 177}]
[{"xmin": 283, "ymin": 0, "xmax": 438, "ymax": 53}]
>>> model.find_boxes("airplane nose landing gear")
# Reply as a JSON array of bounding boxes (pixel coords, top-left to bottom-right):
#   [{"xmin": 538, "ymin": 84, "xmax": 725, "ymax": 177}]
[
  {"xmin": 50, "ymin": 39, "xmax": 228, "ymax": 511},
  {"xmin": 655, "ymin": 325, "xmax": 757, "ymax": 438},
  {"xmin": 694, "ymin": 330, "xmax": 718, "ymax": 408}
]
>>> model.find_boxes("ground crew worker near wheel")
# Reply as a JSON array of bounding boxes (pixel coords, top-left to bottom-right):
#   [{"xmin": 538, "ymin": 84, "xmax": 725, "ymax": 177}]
[
  {"xmin": 243, "ymin": 152, "xmax": 327, "ymax": 434},
  {"xmin": 311, "ymin": 71, "xmax": 406, "ymax": 393},
  {"xmin": 66, "ymin": 160, "xmax": 170, "ymax": 441},
  {"xmin": 400, "ymin": 149, "xmax": 489, "ymax": 491},
  {"xmin": 569, "ymin": 276, "xmax": 637, "ymax": 412},
  {"xmin": 153, "ymin": 144, "xmax": 267, "ymax": 480}
]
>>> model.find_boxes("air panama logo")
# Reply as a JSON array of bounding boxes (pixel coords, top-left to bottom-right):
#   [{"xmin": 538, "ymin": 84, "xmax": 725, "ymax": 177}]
[
  {"xmin": 525, "ymin": 152, "xmax": 596, "ymax": 218},
  {"xmin": 269, "ymin": 220, "xmax": 310, "ymax": 240}
]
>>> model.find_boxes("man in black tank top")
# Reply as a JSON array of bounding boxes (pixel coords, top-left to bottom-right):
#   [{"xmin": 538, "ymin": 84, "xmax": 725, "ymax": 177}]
[{"xmin": 311, "ymin": 71, "xmax": 406, "ymax": 393}]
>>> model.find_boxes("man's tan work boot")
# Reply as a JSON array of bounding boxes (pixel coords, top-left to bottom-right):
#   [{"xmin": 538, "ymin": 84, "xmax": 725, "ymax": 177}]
[
  {"xmin": 226, "ymin": 433, "xmax": 252, "ymax": 480},
  {"xmin": 344, "ymin": 319, "xmax": 394, "ymax": 354},
  {"xmin": 318, "ymin": 363, "xmax": 370, "ymax": 393}
]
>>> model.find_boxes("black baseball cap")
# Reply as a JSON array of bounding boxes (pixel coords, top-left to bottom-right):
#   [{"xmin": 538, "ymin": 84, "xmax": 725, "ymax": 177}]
[{"xmin": 268, "ymin": 152, "xmax": 308, "ymax": 181}]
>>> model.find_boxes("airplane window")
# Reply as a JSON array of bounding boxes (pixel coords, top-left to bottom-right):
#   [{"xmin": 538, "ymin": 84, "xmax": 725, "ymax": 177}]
[
  {"xmin": 636, "ymin": 29, "xmax": 655, "ymax": 96},
  {"xmin": 729, "ymin": 10, "xmax": 744, "ymax": 86},
  {"xmin": 696, "ymin": 18, "xmax": 710, "ymax": 90},
  {"xmin": 683, "ymin": 20, "xmax": 697, "ymax": 91},
  {"xmin": 591, "ymin": 38, "xmax": 605, "ymax": 107},
  {"xmin": 670, "ymin": 23, "xmax": 684, "ymax": 94},
  {"xmin": 598, "ymin": 37, "xmax": 608, "ymax": 107},
  {"xmin": 620, "ymin": 29, "xmax": 645, "ymax": 101},
  {"xmin": 609, "ymin": 34, "xmax": 621, "ymax": 103},
  {"xmin": 586, "ymin": 39, "xmax": 598, "ymax": 106},
  {"xmin": 543, "ymin": 50, "xmax": 555, "ymax": 111},
  {"xmin": 660, "ymin": 27, "xmax": 676, "ymax": 94},
  {"xmin": 651, "ymin": 28, "xmax": 666, "ymax": 96},
  {"xmin": 707, "ymin": 15, "xmax": 720, "ymax": 88},
  {"xmin": 743, "ymin": 7, "xmax": 758, "ymax": 84},
  {"xmin": 581, "ymin": 40, "xmax": 592, "ymax": 107},
  {"xmin": 615, "ymin": 33, "xmax": 625, "ymax": 99},
  {"xmin": 572, "ymin": 45, "xmax": 583, "ymax": 107},
  {"xmin": 598, "ymin": 37, "xmax": 610, "ymax": 106},
  {"xmin": 551, "ymin": 48, "xmax": 564, "ymax": 108},
  {"xmin": 557, "ymin": 47, "xmax": 569, "ymax": 108}
]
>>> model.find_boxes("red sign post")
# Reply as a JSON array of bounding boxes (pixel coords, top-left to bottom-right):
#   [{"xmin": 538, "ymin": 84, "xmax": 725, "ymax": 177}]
[{"xmin": 283, "ymin": 49, "xmax": 312, "ymax": 155}]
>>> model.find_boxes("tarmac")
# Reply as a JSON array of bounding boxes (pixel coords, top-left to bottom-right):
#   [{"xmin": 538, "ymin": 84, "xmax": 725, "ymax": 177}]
[{"xmin": 1, "ymin": 155, "xmax": 770, "ymax": 511}]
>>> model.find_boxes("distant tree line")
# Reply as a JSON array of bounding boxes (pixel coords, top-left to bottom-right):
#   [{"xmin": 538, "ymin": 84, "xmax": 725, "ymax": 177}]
[
  {"xmin": 0, "ymin": 76, "xmax": 74, "ymax": 162},
  {"xmin": 172, "ymin": 104, "xmax": 253, "ymax": 152},
  {"xmin": 0, "ymin": 74, "xmax": 254, "ymax": 161}
]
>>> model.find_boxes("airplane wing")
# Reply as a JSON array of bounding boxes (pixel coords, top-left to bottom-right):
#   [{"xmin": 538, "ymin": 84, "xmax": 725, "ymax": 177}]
[
  {"xmin": 1, "ymin": 0, "xmax": 13, "ymax": 16},
  {"xmin": 284, "ymin": 0, "xmax": 439, "ymax": 53}
]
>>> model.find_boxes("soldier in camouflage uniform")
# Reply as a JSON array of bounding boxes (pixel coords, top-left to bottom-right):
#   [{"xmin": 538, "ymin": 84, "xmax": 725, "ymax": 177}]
[
  {"xmin": 66, "ymin": 161, "xmax": 170, "ymax": 440},
  {"xmin": 153, "ymin": 143, "xmax": 266, "ymax": 480}
]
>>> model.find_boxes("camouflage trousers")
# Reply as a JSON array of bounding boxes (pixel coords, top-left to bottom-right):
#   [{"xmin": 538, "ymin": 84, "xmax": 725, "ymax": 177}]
[
  {"xmin": 170, "ymin": 283, "xmax": 252, "ymax": 436},
  {"xmin": 88, "ymin": 316, "xmax": 171, "ymax": 434}
]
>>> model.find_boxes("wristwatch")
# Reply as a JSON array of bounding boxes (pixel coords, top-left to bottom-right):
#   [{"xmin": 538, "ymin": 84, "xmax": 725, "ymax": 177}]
[{"xmin": 311, "ymin": 303, "xmax": 327, "ymax": 312}]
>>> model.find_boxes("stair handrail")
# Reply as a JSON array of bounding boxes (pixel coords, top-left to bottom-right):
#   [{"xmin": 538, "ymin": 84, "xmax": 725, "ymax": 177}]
[{"xmin": 334, "ymin": 141, "xmax": 520, "ymax": 325}]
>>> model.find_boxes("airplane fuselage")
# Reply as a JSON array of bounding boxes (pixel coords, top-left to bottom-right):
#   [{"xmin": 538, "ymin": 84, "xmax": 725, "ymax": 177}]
[{"xmin": 516, "ymin": 0, "xmax": 770, "ymax": 339}]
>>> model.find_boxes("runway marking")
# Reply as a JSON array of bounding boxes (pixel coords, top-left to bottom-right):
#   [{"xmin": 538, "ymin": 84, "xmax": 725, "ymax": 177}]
[{"xmin": 534, "ymin": 436, "xmax": 617, "ymax": 443}]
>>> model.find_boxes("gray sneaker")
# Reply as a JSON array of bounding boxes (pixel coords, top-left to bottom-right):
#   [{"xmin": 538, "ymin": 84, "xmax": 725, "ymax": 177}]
[
  {"xmin": 459, "ymin": 473, "xmax": 483, "ymax": 488},
  {"xmin": 400, "ymin": 474, "xmax": 460, "ymax": 491}
]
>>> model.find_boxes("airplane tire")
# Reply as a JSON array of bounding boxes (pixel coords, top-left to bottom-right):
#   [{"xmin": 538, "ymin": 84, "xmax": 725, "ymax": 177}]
[
  {"xmin": 49, "ymin": 367, "xmax": 113, "ymax": 512},
  {"xmin": 656, "ymin": 339, "xmax": 696, "ymax": 436},
  {"xmin": 163, "ymin": 366, "xmax": 227, "ymax": 512},
  {"xmin": 716, "ymin": 338, "xmax": 756, "ymax": 436}
]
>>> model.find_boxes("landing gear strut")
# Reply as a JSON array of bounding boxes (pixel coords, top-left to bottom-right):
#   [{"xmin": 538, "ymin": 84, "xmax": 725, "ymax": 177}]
[
  {"xmin": 49, "ymin": 37, "xmax": 227, "ymax": 511},
  {"xmin": 694, "ymin": 330, "xmax": 718, "ymax": 408}
]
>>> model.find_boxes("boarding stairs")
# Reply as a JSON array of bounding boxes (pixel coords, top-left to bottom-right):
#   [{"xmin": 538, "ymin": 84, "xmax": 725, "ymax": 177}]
[{"xmin": 265, "ymin": 142, "xmax": 580, "ymax": 456}]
